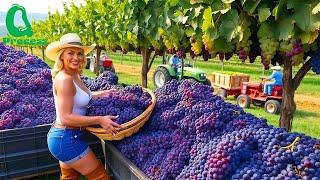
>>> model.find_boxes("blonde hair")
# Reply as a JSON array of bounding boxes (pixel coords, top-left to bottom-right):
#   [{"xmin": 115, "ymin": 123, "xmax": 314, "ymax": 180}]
[{"xmin": 51, "ymin": 48, "xmax": 87, "ymax": 80}]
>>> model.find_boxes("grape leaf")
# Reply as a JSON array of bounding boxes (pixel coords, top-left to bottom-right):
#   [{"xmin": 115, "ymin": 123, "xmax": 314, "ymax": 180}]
[
  {"xmin": 186, "ymin": 27, "xmax": 196, "ymax": 37},
  {"xmin": 298, "ymin": 30, "xmax": 319, "ymax": 44},
  {"xmin": 202, "ymin": 7, "xmax": 213, "ymax": 31},
  {"xmin": 211, "ymin": 0, "xmax": 231, "ymax": 14},
  {"xmin": 219, "ymin": 9, "xmax": 239, "ymax": 42},
  {"xmin": 258, "ymin": 7, "xmax": 271, "ymax": 22},
  {"xmin": 174, "ymin": 11, "xmax": 189, "ymax": 24},
  {"xmin": 293, "ymin": 4, "xmax": 320, "ymax": 32},
  {"xmin": 194, "ymin": 6, "xmax": 203, "ymax": 17},
  {"xmin": 312, "ymin": 2, "xmax": 320, "ymax": 14},
  {"xmin": 243, "ymin": 0, "xmax": 262, "ymax": 14},
  {"xmin": 221, "ymin": 0, "xmax": 235, "ymax": 3},
  {"xmin": 274, "ymin": 17, "xmax": 294, "ymax": 40},
  {"xmin": 273, "ymin": 0, "xmax": 286, "ymax": 20},
  {"xmin": 308, "ymin": 31, "xmax": 319, "ymax": 44},
  {"xmin": 167, "ymin": 0, "xmax": 179, "ymax": 6},
  {"xmin": 214, "ymin": 37, "xmax": 233, "ymax": 52}
]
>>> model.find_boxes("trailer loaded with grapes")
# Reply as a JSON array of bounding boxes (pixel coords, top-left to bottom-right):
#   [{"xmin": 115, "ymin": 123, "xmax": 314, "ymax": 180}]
[{"xmin": 1, "ymin": 43, "xmax": 320, "ymax": 179}]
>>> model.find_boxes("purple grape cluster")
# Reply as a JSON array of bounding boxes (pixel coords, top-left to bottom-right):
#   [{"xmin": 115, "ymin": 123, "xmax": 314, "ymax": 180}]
[
  {"xmin": 111, "ymin": 79, "xmax": 320, "ymax": 179},
  {"xmin": 237, "ymin": 48, "xmax": 248, "ymax": 61},
  {"xmin": 82, "ymin": 71, "xmax": 119, "ymax": 91},
  {"xmin": 310, "ymin": 49, "xmax": 320, "ymax": 74},
  {"xmin": 286, "ymin": 42, "xmax": 303, "ymax": 58},
  {"xmin": 261, "ymin": 56, "xmax": 270, "ymax": 70},
  {"xmin": 218, "ymin": 52, "xmax": 233, "ymax": 61},
  {"xmin": 176, "ymin": 49, "xmax": 186, "ymax": 59},
  {"xmin": 86, "ymin": 85, "xmax": 152, "ymax": 124}
]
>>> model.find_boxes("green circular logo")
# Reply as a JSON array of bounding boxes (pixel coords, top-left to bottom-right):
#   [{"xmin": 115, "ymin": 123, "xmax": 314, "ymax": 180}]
[{"xmin": 6, "ymin": 4, "xmax": 33, "ymax": 37}]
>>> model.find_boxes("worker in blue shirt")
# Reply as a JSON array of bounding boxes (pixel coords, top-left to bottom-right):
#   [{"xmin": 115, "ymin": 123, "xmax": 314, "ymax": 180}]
[
  {"xmin": 263, "ymin": 65, "xmax": 283, "ymax": 95},
  {"xmin": 169, "ymin": 55, "xmax": 182, "ymax": 74}
]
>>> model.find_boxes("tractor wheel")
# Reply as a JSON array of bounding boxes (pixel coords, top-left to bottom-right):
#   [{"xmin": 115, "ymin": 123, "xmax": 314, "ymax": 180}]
[
  {"xmin": 216, "ymin": 88, "xmax": 227, "ymax": 99},
  {"xmin": 153, "ymin": 67, "xmax": 172, "ymax": 88},
  {"xmin": 237, "ymin": 95, "xmax": 251, "ymax": 108},
  {"xmin": 264, "ymin": 100, "xmax": 281, "ymax": 114},
  {"xmin": 204, "ymin": 78, "xmax": 211, "ymax": 86}
]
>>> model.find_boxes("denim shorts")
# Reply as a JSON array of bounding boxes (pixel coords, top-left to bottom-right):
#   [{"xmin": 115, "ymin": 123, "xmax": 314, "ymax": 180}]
[{"xmin": 47, "ymin": 127, "xmax": 90, "ymax": 164}]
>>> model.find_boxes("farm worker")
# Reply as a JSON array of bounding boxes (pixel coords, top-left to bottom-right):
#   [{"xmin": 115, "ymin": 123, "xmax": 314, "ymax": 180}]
[
  {"xmin": 263, "ymin": 65, "xmax": 283, "ymax": 95},
  {"xmin": 169, "ymin": 54, "xmax": 182, "ymax": 74},
  {"xmin": 45, "ymin": 33, "xmax": 122, "ymax": 180}
]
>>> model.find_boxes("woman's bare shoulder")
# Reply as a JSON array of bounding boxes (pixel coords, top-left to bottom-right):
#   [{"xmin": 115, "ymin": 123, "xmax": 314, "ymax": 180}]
[{"xmin": 54, "ymin": 72, "xmax": 74, "ymax": 91}]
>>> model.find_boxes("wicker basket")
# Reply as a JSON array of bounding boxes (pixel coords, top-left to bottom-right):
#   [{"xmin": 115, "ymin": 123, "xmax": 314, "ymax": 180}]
[{"xmin": 85, "ymin": 88, "xmax": 156, "ymax": 140}]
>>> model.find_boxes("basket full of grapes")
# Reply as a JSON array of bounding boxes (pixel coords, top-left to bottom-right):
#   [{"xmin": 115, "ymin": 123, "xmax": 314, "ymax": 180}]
[{"xmin": 85, "ymin": 86, "xmax": 156, "ymax": 140}]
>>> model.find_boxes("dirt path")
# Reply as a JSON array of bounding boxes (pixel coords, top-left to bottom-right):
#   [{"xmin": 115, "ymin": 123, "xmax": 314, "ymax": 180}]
[
  {"xmin": 114, "ymin": 63, "xmax": 320, "ymax": 113},
  {"xmin": 295, "ymin": 94, "xmax": 320, "ymax": 112},
  {"xmin": 114, "ymin": 63, "xmax": 155, "ymax": 76}
]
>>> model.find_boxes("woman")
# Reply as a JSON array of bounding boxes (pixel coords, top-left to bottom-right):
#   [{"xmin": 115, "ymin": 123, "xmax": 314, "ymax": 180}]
[{"xmin": 46, "ymin": 33, "xmax": 121, "ymax": 180}]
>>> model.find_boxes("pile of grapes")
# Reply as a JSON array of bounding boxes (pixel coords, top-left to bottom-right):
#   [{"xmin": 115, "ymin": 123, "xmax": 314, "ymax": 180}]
[
  {"xmin": 0, "ymin": 43, "xmax": 55, "ymax": 130},
  {"xmin": 86, "ymin": 85, "xmax": 152, "ymax": 124},
  {"xmin": 112, "ymin": 80, "xmax": 320, "ymax": 179}
]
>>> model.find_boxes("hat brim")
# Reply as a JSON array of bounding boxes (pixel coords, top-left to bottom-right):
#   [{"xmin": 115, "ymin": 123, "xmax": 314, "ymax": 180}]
[
  {"xmin": 271, "ymin": 66, "xmax": 282, "ymax": 70},
  {"xmin": 45, "ymin": 41, "xmax": 96, "ymax": 61}
]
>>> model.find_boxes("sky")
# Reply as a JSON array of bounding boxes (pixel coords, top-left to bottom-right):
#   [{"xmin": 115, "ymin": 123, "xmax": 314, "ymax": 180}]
[{"xmin": 0, "ymin": 0, "xmax": 85, "ymax": 14}]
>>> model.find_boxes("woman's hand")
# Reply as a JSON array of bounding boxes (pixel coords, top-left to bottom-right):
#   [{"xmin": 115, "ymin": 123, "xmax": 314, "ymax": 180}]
[{"xmin": 98, "ymin": 115, "xmax": 122, "ymax": 134}]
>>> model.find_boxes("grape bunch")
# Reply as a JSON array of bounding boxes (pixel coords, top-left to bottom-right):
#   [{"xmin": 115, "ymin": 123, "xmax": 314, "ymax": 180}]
[
  {"xmin": 202, "ymin": 32, "xmax": 214, "ymax": 53},
  {"xmin": 190, "ymin": 35, "xmax": 203, "ymax": 56},
  {"xmin": 310, "ymin": 48, "xmax": 320, "ymax": 74},
  {"xmin": 279, "ymin": 40, "xmax": 304, "ymax": 66},
  {"xmin": 82, "ymin": 71, "xmax": 119, "ymax": 91},
  {"xmin": 218, "ymin": 52, "xmax": 233, "ymax": 61},
  {"xmin": 176, "ymin": 49, "xmax": 186, "ymax": 59},
  {"xmin": 236, "ymin": 19, "xmax": 252, "ymax": 62},
  {"xmin": 86, "ymin": 85, "xmax": 152, "ymax": 124},
  {"xmin": 258, "ymin": 24, "xmax": 279, "ymax": 69}
]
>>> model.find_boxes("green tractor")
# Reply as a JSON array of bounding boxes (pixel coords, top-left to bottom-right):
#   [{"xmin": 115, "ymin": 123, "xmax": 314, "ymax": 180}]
[{"xmin": 153, "ymin": 55, "xmax": 211, "ymax": 88}]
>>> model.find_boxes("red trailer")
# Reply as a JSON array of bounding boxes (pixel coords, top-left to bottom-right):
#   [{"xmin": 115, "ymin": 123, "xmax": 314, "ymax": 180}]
[{"xmin": 211, "ymin": 73, "xmax": 283, "ymax": 114}]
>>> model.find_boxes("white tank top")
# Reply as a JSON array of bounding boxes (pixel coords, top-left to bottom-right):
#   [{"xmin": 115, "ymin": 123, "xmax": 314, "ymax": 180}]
[{"xmin": 54, "ymin": 80, "xmax": 92, "ymax": 125}]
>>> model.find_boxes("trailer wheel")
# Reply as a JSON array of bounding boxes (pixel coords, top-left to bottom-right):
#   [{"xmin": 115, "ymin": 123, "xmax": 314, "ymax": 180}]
[
  {"xmin": 264, "ymin": 100, "xmax": 281, "ymax": 114},
  {"xmin": 237, "ymin": 95, "xmax": 251, "ymax": 108}
]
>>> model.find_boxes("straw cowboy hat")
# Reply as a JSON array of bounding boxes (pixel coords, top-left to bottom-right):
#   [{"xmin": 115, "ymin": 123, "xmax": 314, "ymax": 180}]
[
  {"xmin": 271, "ymin": 65, "xmax": 282, "ymax": 71},
  {"xmin": 45, "ymin": 33, "xmax": 96, "ymax": 61}
]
